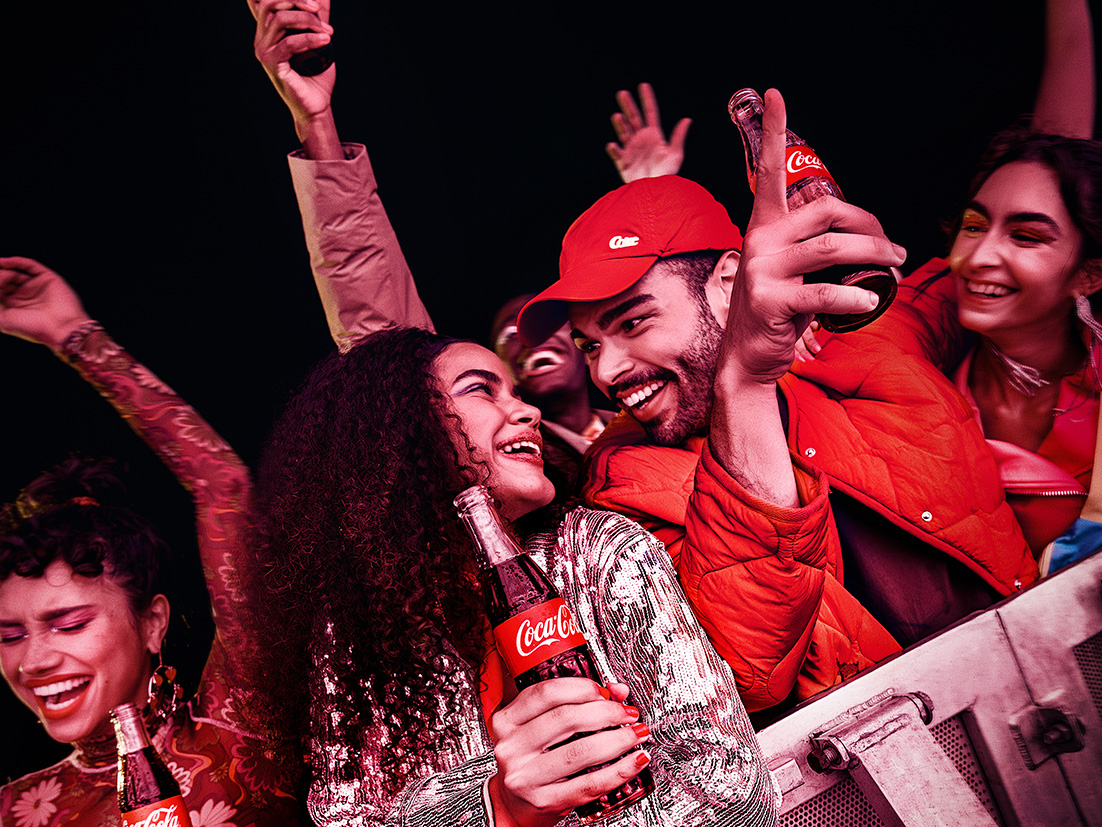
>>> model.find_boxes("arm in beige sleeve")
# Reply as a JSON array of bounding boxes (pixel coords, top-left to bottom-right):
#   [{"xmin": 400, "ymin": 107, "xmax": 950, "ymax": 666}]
[{"xmin": 288, "ymin": 143, "xmax": 435, "ymax": 352}]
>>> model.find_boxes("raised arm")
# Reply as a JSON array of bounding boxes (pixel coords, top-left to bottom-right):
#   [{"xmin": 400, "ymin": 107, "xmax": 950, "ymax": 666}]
[
  {"xmin": 1031, "ymin": 0, "xmax": 1095, "ymax": 137},
  {"xmin": 0, "ymin": 257, "xmax": 252, "ymax": 714},
  {"xmin": 249, "ymin": 0, "xmax": 434, "ymax": 350},
  {"xmin": 708, "ymin": 89, "xmax": 906, "ymax": 506},
  {"xmin": 249, "ymin": 0, "xmax": 340, "ymax": 159}
]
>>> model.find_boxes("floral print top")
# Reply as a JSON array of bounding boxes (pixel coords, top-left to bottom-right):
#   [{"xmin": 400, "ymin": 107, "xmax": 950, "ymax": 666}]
[{"xmin": 0, "ymin": 323, "xmax": 302, "ymax": 827}]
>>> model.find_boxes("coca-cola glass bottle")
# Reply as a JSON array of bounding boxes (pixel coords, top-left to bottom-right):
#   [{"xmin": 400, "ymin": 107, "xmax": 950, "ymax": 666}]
[
  {"xmin": 454, "ymin": 486, "xmax": 653, "ymax": 823},
  {"xmin": 111, "ymin": 703, "xmax": 193, "ymax": 827},
  {"xmin": 728, "ymin": 88, "xmax": 897, "ymax": 332}
]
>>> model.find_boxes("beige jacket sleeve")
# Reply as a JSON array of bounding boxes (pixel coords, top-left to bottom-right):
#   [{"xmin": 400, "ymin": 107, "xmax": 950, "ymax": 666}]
[{"xmin": 288, "ymin": 143, "xmax": 435, "ymax": 352}]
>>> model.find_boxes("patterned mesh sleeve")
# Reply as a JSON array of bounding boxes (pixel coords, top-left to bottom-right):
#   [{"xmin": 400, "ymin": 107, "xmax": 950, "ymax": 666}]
[{"xmin": 58, "ymin": 321, "xmax": 254, "ymax": 724}]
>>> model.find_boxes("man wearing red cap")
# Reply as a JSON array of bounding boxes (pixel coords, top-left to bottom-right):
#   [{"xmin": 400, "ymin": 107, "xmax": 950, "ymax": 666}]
[{"xmin": 516, "ymin": 90, "xmax": 1036, "ymax": 713}]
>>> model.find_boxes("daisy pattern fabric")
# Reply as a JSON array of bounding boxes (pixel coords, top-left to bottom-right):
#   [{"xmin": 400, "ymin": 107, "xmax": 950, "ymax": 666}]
[{"xmin": 0, "ymin": 324, "xmax": 303, "ymax": 826}]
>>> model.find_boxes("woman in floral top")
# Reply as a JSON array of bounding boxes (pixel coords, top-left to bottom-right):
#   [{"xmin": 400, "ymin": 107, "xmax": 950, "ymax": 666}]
[{"xmin": 0, "ymin": 256, "xmax": 303, "ymax": 826}]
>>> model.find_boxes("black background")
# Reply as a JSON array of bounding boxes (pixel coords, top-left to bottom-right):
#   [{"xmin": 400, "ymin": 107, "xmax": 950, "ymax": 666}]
[{"xmin": 2, "ymin": 1, "xmax": 1098, "ymax": 783}]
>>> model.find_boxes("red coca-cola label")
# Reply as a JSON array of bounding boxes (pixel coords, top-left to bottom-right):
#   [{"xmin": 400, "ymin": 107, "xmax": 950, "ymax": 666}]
[
  {"xmin": 121, "ymin": 796, "xmax": 192, "ymax": 827},
  {"xmin": 784, "ymin": 146, "xmax": 833, "ymax": 187},
  {"xmin": 493, "ymin": 599, "xmax": 587, "ymax": 676}
]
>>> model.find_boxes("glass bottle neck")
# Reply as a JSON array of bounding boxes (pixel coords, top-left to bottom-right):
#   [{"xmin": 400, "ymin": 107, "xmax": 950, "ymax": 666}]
[
  {"xmin": 454, "ymin": 486, "xmax": 522, "ymax": 568},
  {"xmin": 112, "ymin": 703, "xmax": 152, "ymax": 755}
]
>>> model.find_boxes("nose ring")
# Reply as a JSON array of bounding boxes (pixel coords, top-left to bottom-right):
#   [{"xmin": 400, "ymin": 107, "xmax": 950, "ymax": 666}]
[{"xmin": 18, "ymin": 664, "xmax": 25, "ymax": 674}]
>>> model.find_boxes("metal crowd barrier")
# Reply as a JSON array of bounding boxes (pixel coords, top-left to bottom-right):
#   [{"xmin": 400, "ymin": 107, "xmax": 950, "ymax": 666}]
[{"xmin": 758, "ymin": 551, "xmax": 1102, "ymax": 826}]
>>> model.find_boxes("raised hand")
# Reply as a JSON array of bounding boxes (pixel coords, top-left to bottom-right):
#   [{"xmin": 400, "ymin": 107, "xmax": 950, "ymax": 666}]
[
  {"xmin": 707, "ymin": 90, "xmax": 905, "ymax": 505},
  {"xmin": 248, "ymin": 0, "xmax": 340, "ymax": 155},
  {"xmin": 488, "ymin": 679, "xmax": 650, "ymax": 827},
  {"xmin": 0, "ymin": 257, "xmax": 91, "ymax": 351},
  {"xmin": 724, "ymin": 89, "xmax": 906, "ymax": 384},
  {"xmin": 606, "ymin": 82, "xmax": 691, "ymax": 183}
]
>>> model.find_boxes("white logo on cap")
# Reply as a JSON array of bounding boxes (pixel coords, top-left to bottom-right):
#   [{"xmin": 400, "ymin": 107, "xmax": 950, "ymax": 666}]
[{"xmin": 609, "ymin": 235, "xmax": 640, "ymax": 250}]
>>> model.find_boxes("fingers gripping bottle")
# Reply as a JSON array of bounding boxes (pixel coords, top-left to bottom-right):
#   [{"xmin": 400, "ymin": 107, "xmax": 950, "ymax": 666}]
[
  {"xmin": 728, "ymin": 88, "xmax": 897, "ymax": 332},
  {"xmin": 284, "ymin": 27, "xmax": 335, "ymax": 77},
  {"xmin": 112, "ymin": 703, "xmax": 193, "ymax": 827},
  {"xmin": 454, "ymin": 486, "xmax": 653, "ymax": 823}
]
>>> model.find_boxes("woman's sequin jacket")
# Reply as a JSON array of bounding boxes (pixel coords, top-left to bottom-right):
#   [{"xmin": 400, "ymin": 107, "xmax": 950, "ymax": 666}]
[{"xmin": 309, "ymin": 506, "xmax": 780, "ymax": 826}]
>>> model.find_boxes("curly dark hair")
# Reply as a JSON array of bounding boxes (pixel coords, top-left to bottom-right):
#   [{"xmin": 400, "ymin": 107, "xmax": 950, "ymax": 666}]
[
  {"xmin": 0, "ymin": 455, "xmax": 171, "ymax": 615},
  {"xmin": 245, "ymin": 326, "xmax": 531, "ymax": 793}
]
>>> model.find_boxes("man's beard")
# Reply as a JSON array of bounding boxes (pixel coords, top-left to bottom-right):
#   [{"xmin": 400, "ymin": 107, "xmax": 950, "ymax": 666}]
[{"xmin": 642, "ymin": 308, "xmax": 724, "ymax": 447}]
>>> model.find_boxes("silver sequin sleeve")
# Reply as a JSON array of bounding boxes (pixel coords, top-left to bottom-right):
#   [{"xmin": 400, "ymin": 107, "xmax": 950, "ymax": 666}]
[
  {"xmin": 533, "ymin": 508, "xmax": 780, "ymax": 827},
  {"xmin": 307, "ymin": 507, "xmax": 779, "ymax": 826}
]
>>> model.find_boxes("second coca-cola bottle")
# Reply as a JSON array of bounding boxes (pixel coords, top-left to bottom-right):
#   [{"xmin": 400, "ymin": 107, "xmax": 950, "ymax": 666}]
[
  {"xmin": 454, "ymin": 486, "xmax": 653, "ymax": 823},
  {"xmin": 728, "ymin": 88, "xmax": 897, "ymax": 332},
  {"xmin": 112, "ymin": 703, "xmax": 193, "ymax": 827}
]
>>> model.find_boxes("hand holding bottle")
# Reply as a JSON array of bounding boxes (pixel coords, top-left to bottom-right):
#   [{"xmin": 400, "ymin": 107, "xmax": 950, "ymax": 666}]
[
  {"xmin": 248, "ymin": 0, "xmax": 340, "ymax": 156},
  {"xmin": 488, "ymin": 678, "xmax": 650, "ymax": 827},
  {"xmin": 706, "ymin": 90, "xmax": 905, "ymax": 505},
  {"xmin": 455, "ymin": 486, "xmax": 653, "ymax": 823},
  {"xmin": 730, "ymin": 87, "xmax": 899, "ymax": 332},
  {"xmin": 724, "ymin": 89, "xmax": 906, "ymax": 385}
]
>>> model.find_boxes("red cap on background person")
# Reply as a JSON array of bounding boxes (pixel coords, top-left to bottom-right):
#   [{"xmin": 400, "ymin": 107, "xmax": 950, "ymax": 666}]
[{"xmin": 517, "ymin": 175, "xmax": 743, "ymax": 346}]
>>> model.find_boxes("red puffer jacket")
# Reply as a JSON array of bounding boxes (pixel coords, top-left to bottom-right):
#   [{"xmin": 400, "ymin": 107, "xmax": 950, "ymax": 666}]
[
  {"xmin": 583, "ymin": 418, "xmax": 901, "ymax": 712},
  {"xmin": 582, "ymin": 260, "xmax": 1037, "ymax": 712},
  {"xmin": 787, "ymin": 262, "xmax": 1037, "ymax": 596}
]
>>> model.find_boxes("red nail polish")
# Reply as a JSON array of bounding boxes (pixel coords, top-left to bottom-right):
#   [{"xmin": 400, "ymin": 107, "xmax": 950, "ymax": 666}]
[
  {"xmin": 599, "ymin": 686, "xmax": 611, "ymax": 700},
  {"xmin": 635, "ymin": 749, "xmax": 651, "ymax": 768},
  {"xmin": 622, "ymin": 705, "xmax": 639, "ymax": 718},
  {"xmin": 631, "ymin": 722, "xmax": 650, "ymax": 739}
]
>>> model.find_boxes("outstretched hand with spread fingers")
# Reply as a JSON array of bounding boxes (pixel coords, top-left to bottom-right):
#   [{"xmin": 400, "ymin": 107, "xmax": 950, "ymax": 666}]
[{"xmin": 606, "ymin": 83, "xmax": 691, "ymax": 183}]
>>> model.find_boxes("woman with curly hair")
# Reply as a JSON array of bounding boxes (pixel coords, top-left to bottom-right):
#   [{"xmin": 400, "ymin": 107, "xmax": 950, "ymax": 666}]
[
  {"xmin": 247, "ymin": 326, "xmax": 778, "ymax": 826},
  {"xmin": 0, "ymin": 257, "xmax": 303, "ymax": 825}
]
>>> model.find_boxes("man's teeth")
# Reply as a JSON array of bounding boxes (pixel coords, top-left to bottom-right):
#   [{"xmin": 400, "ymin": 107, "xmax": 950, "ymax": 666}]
[
  {"xmin": 967, "ymin": 280, "xmax": 1014, "ymax": 297},
  {"xmin": 623, "ymin": 382, "xmax": 665, "ymax": 409},
  {"xmin": 501, "ymin": 440, "xmax": 542, "ymax": 457}
]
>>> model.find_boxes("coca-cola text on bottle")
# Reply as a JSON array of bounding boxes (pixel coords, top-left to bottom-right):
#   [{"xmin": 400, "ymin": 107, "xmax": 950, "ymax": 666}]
[
  {"xmin": 454, "ymin": 486, "xmax": 653, "ymax": 823},
  {"xmin": 729, "ymin": 87, "xmax": 897, "ymax": 332}
]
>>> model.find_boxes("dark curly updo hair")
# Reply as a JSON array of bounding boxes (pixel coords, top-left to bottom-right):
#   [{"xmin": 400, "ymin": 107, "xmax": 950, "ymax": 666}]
[
  {"xmin": 246, "ymin": 327, "xmax": 513, "ymax": 793},
  {"xmin": 0, "ymin": 455, "xmax": 171, "ymax": 615}
]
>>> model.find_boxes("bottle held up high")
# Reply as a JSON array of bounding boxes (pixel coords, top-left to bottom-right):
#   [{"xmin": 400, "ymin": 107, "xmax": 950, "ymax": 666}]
[
  {"xmin": 112, "ymin": 703, "xmax": 193, "ymax": 827},
  {"xmin": 728, "ymin": 88, "xmax": 897, "ymax": 332},
  {"xmin": 454, "ymin": 486, "xmax": 654, "ymax": 823},
  {"xmin": 287, "ymin": 32, "xmax": 334, "ymax": 77}
]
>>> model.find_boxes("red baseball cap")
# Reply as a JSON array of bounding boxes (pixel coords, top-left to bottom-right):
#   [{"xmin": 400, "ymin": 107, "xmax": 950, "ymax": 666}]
[{"xmin": 517, "ymin": 175, "xmax": 742, "ymax": 346}]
